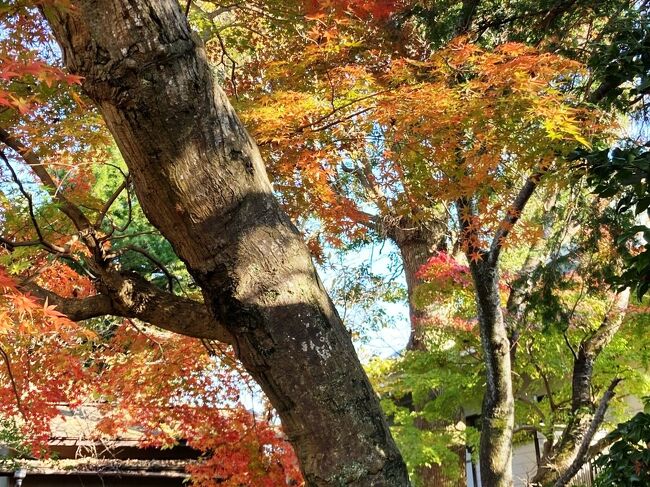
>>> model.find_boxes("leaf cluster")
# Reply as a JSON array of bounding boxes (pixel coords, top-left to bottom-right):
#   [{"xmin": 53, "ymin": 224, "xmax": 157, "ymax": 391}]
[{"xmin": 595, "ymin": 412, "xmax": 650, "ymax": 486}]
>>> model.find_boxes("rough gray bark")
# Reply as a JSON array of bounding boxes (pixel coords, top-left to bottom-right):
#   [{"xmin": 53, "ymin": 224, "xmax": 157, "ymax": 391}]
[
  {"xmin": 42, "ymin": 1, "xmax": 410, "ymax": 485},
  {"xmin": 456, "ymin": 173, "xmax": 538, "ymax": 487},
  {"xmin": 531, "ymin": 290, "xmax": 630, "ymax": 486},
  {"xmin": 399, "ymin": 237, "xmax": 432, "ymax": 349},
  {"xmin": 471, "ymin": 259, "xmax": 514, "ymax": 487}
]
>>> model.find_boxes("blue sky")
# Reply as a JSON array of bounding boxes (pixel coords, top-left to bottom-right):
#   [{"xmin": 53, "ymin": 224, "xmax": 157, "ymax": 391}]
[{"xmin": 318, "ymin": 240, "xmax": 411, "ymax": 360}]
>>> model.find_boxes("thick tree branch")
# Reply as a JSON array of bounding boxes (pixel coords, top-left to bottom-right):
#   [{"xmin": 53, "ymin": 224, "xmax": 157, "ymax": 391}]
[
  {"xmin": 19, "ymin": 281, "xmax": 115, "ymax": 320},
  {"xmin": 20, "ymin": 274, "xmax": 233, "ymax": 344},
  {"xmin": 533, "ymin": 290, "xmax": 630, "ymax": 485},
  {"xmin": 553, "ymin": 378, "xmax": 622, "ymax": 487},
  {"xmin": 572, "ymin": 289, "xmax": 630, "ymax": 411},
  {"xmin": 581, "ymin": 290, "xmax": 631, "ymax": 358}
]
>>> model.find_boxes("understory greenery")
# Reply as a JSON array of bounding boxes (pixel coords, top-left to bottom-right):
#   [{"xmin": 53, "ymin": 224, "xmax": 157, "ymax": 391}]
[{"xmin": 595, "ymin": 406, "xmax": 650, "ymax": 486}]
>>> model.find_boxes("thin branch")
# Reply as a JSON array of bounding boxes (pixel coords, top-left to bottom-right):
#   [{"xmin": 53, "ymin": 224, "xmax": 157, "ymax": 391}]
[
  {"xmin": 564, "ymin": 331, "xmax": 578, "ymax": 362},
  {"xmin": 455, "ymin": 0, "xmax": 481, "ymax": 35},
  {"xmin": 526, "ymin": 341, "xmax": 558, "ymax": 412},
  {"xmin": 516, "ymin": 395, "xmax": 547, "ymax": 425},
  {"xmin": 0, "ymin": 127, "xmax": 92, "ymax": 232},
  {"xmin": 211, "ymin": 30, "xmax": 239, "ymax": 98},
  {"xmin": 295, "ymin": 91, "xmax": 389, "ymax": 134},
  {"xmin": 192, "ymin": 1, "xmax": 242, "ymax": 21},
  {"xmin": 304, "ymin": 107, "xmax": 375, "ymax": 134},
  {"xmin": 456, "ymin": 195, "xmax": 485, "ymax": 260},
  {"xmin": 95, "ymin": 175, "xmax": 129, "ymax": 228},
  {"xmin": 0, "ymin": 150, "xmax": 66, "ymax": 254},
  {"xmin": 107, "ymin": 230, "xmax": 159, "ymax": 241},
  {"xmin": 586, "ymin": 431, "xmax": 616, "ymax": 460},
  {"xmin": 489, "ymin": 172, "xmax": 541, "ymax": 266},
  {"xmin": 113, "ymin": 181, "xmax": 133, "ymax": 234},
  {"xmin": 0, "ymin": 344, "xmax": 26, "ymax": 420},
  {"xmin": 513, "ymin": 424, "xmax": 542, "ymax": 435},
  {"xmin": 0, "ymin": 235, "xmax": 43, "ymax": 251},
  {"xmin": 109, "ymin": 244, "xmax": 176, "ymax": 292}
]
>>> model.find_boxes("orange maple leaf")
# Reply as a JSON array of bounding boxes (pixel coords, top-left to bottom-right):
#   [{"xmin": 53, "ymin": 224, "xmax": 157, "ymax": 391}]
[{"xmin": 469, "ymin": 251, "xmax": 483, "ymax": 263}]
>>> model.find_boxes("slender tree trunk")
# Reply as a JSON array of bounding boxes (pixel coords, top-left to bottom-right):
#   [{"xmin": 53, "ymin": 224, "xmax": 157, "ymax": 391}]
[
  {"xmin": 531, "ymin": 290, "xmax": 630, "ymax": 486},
  {"xmin": 43, "ymin": 2, "xmax": 410, "ymax": 485},
  {"xmin": 395, "ymin": 232, "xmax": 466, "ymax": 487},
  {"xmin": 470, "ymin": 260, "xmax": 514, "ymax": 487}
]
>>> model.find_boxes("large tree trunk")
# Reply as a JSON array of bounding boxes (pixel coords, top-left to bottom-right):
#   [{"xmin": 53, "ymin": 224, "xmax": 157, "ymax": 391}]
[
  {"xmin": 391, "ymin": 227, "xmax": 466, "ymax": 486},
  {"xmin": 397, "ymin": 234, "xmax": 437, "ymax": 350},
  {"xmin": 389, "ymin": 222, "xmax": 446, "ymax": 350},
  {"xmin": 43, "ymin": 2, "xmax": 410, "ymax": 485},
  {"xmin": 470, "ymin": 260, "xmax": 514, "ymax": 487},
  {"xmin": 531, "ymin": 290, "xmax": 629, "ymax": 486}
]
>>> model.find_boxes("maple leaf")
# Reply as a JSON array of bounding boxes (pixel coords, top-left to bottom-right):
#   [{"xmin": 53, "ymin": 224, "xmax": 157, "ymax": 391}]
[
  {"xmin": 0, "ymin": 270, "xmax": 18, "ymax": 291},
  {"xmin": 10, "ymin": 95, "xmax": 32, "ymax": 114},
  {"xmin": 469, "ymin": 251, "xmax": 483, "ymax": 263}
]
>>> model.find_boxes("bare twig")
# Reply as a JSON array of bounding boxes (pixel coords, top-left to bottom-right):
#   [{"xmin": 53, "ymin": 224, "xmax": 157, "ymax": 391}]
[
  {"xmin": 110, "ymin": 244, "xmax": 176, "ymax": 292},
  {"xmin": 295, "ymin": 91, "xmax": 389, "ymax": 134},
  {"xmin": 95, "ymin": 175, "xmax": 129, "ymax": 228},
  {"xmin": 212, "ymin": 30, "xmax": 239, "ymax": 98},
  {"xmin": 0, "ymin": 127, "xmax": 93, "ymax": 232}
]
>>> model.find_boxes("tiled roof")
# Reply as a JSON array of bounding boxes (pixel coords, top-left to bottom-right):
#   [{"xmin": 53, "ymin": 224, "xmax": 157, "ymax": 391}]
[
  {"xmin": 0, "ymin": 458, "xmax": 190, "ymax": 477},
  {"xmin": 49, "ymin": 404, "xmax": 144, "ymax": 446}
]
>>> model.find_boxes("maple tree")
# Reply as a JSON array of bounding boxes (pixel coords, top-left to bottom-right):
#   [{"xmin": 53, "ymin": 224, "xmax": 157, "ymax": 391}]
[
  {"xmin": 1, "ymin": 0, "xmax": 410, "ymax": 485},
  {"xmin": 370, "ymin": 187, "xmax": 650, "ymax": 486},
  {"xmin": 197, "ymin": 2, "xmax": 648, "ymax": 485},
  {"xmin": 0, "ymin": 20, "xmax": 303, "ymax": 478},
  {"xmin": 188, "ymin": 0, "xmax": 639, "ymax": 339},
  {"xmin": 0, "ymin": 265, "xmax": 302, "ymax": 485},
  {"xmin": 0, "ymin": 1, "xmax": 648, "ymax": 486},
  {"xmin": 204, "ymin": 4, "xmax": 614, "ymax": 485}
]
